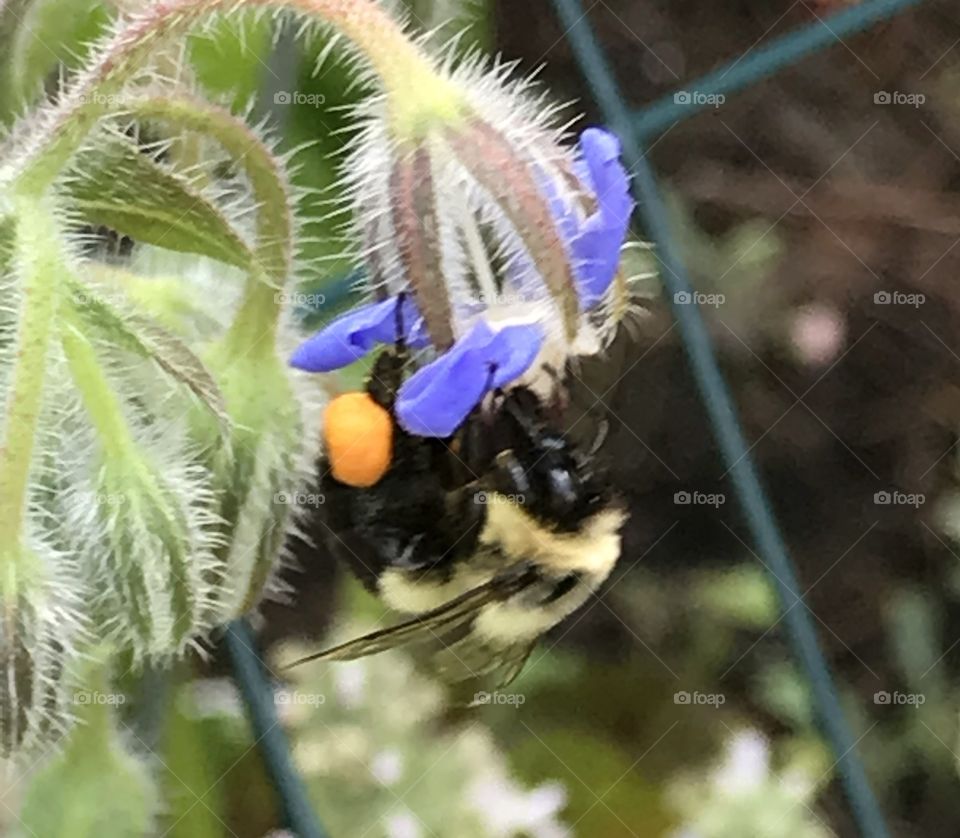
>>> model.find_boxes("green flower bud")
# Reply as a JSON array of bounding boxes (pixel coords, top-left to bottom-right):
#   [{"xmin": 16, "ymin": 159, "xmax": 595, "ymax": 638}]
[{"xmin": 57, "ymin": 305, "xmax": 226, "ymax": 662}]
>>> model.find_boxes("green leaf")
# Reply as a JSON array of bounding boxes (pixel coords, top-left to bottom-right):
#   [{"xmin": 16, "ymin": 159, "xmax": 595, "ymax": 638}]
[
  {"xmin": 755, "ymin": 661, "xmax": 815, "ymax": 729},
  {"xmin": 61, "ymin": 321, "xmax": 222, "ymax": 657},
  {"xmin": 199, "ymin": 346, "xmax": 301, "ymax": 621},
  {"xmin": 19, "ymin": 655, "xmax": 157, "ymax": 837},
  {"xmin": 63, "ymin": 135, "xmax": 255, "ymax": 270},
  {"xmin": 512, "ymin": 728, "xmax": 675, "ymax": 836},
  {"xmin": 81, "ymin": 261, "xmax": 227, "ymax": 339},
  {"xmin": 406, "ymin": 0, "xmax": 493, "ymax": 51},
  {"xmin": 68, "ymin": 275, "xmax": 229, "ymax": 424}
]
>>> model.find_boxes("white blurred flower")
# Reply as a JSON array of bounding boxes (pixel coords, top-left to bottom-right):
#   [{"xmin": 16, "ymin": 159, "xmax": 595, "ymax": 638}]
[
  {"xmin": 467, "ymin": 774, "xmax": 568, "ymax": 837},
  {"xmin": 385, "ymin": 809, "xmax": 423, "ymax": 838},
  {"xmin": 334, "ymin": 660, "xmax": 368, "ymax": 708},
  {"xmin": 371, "ymin": 748, "xmax": 405, "ymax": 786},
  {"xmin": 714, "ymin": 730, "xmax": 770, "ymax": 794}
]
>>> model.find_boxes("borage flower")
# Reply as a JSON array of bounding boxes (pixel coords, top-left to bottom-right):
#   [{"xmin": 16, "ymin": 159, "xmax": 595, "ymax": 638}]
[
  {"xmin": 291, "ymin": 33, "xmax": 636, "ymax": 434},
  {"xmin": 292, "ymin": 123, "xmax": 633, "ymax": 437}
]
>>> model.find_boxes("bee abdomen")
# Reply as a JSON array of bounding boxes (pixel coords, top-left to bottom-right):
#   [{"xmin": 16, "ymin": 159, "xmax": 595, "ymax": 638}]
[{"xmin": 541, "ymin": 571, "xmax": 582, "ymax": 604}]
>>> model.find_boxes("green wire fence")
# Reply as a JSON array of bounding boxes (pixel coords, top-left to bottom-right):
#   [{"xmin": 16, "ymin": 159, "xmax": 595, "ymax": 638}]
[
  {"xmin": 551, "ymin": 0, "xmax": 926, "ymax": 835},
  {"xmin": 232, "ymin": 1, "xmax": 929, "ymax": 835}
]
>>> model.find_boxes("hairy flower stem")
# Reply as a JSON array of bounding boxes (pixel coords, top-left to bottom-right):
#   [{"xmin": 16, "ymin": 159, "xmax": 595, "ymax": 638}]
[
  {"xmin": 12, "ymin": 0, "xmax": 463, "ymax": 195},
  {"xmin": 0, "ymin": 195, "xmax": 63, "ymax": 593},
  {"xmin": 130, "ymin": 95, "xmax": 293, "ymax": 285}
]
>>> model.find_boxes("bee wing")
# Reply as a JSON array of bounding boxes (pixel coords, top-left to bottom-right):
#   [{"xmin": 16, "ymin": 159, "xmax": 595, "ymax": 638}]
[
  {"xmin": 285, "ymin": 563, "xmax": 536, "ymax": 669},
  {"xmin": 440, "ymin": 640, "xmax": 536, "ymax": 697},
  {"xmin": 493, "ymin": 643, "xmax": 536, "ymax": 688}
]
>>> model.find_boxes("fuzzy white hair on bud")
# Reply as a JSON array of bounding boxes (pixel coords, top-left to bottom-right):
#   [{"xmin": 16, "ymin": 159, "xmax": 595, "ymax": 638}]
[
  {"xmin": 0, "ymin": 208, "xmax": 93, "ymax": 758},
  {"xmin": 335, "ymin": 42, "xmax": 633, "ymax": 403},
  {"xmin": 55, "ymin": 387, "xmax": 226, "ymax": 660}
]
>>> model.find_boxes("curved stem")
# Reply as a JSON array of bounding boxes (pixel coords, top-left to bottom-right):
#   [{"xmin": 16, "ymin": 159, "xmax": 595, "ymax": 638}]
[
  {"xmin": 131, "ymin": 94, "xmax": 292, "ymax": 284},
  {"xmin": 129, "ymin": 94, "xmax": 293, "ymax": 353},
  {"xmin": 0, "ymin": 194, "xmax": 63, "ymax": 589},
  {"xmin": 10, "ymin": 0, "xmax": 461, "ymax": 195}
]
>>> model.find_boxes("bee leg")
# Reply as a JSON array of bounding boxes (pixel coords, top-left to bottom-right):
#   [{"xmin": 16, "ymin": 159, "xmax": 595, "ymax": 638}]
[
  {"xmin": 486, "ymin": 396, "xmax": 596, "ymax": 523},
  {"xmin": 390, "ymin": 532, "xmax": 446, "ymax": 571},
  {"xmin": 366, "ymin": 293, "xmax": 410, "ymax": 409},
  {"xmin": 540, "ymin": 571, "xmax": 582, "ymax": 604},
  {"xmin": 490, "ymin": 449, "xmax": 532, "ymax": 497},
  {"xmin": 366, "ymin": 349, "xmax": 405, "ymax": 409},
  {"xmin": 587, "ymin": 417, "xmax": 610, "ymax": 457}
]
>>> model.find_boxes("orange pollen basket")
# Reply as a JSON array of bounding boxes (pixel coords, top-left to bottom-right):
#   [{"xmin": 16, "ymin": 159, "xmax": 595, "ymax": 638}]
[{"xmin": 322, "ymin": 392, "xmax": 394, "ymax": 488}]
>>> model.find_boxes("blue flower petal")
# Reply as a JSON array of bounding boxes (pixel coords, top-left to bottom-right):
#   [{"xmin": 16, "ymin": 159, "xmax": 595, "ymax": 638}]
[
  {"xmin": 290, "ymin": 295, "xmax": 430, "ymax": 372},
  {"xmin": 571, "ymin": 128, "xmax": 634, "ymax": 308},
  {"xmin": 488, "ymin": 323, "xmax": 546, "ymax": 387},
  {"xmin": 396, "ymin": 321, "xmax": 545, "ymax": 437}
]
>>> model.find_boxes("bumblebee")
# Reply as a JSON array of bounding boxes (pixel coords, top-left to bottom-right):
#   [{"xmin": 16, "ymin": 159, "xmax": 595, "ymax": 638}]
[{"xmin": 291, "ymin": 323, "xmax": 627, "ymax": 692}]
